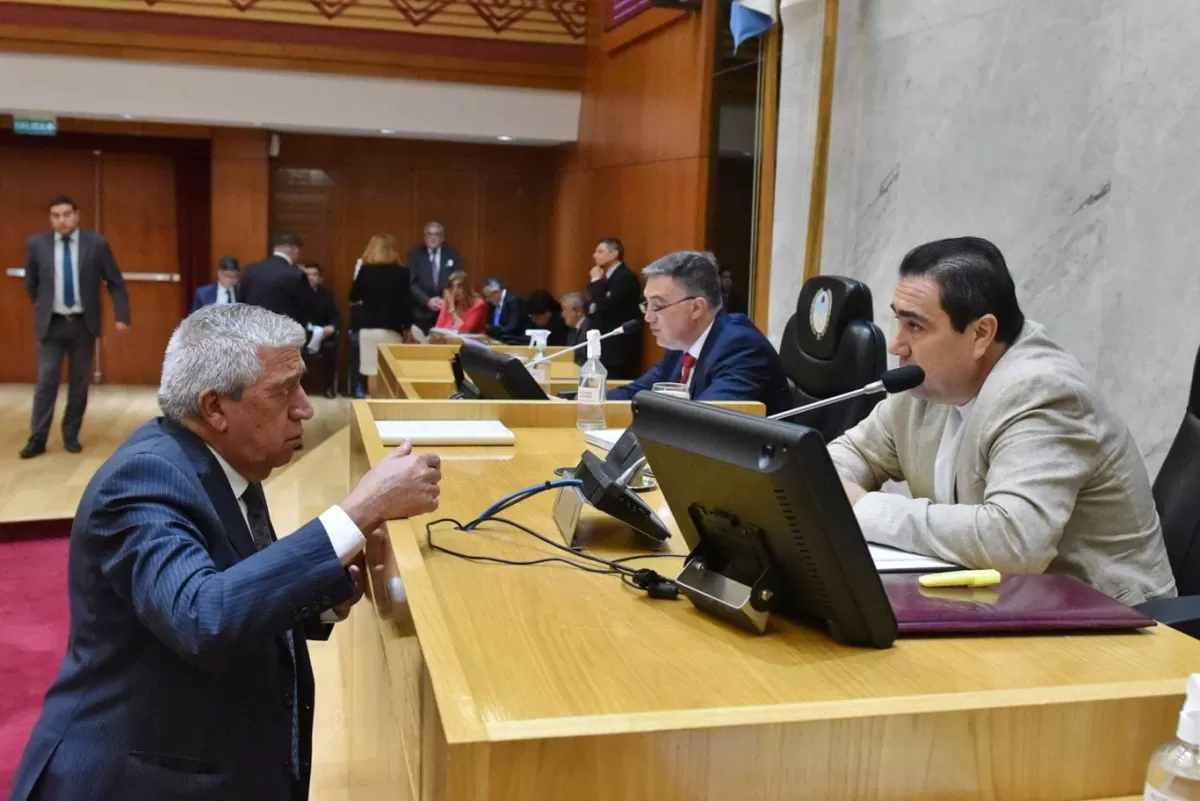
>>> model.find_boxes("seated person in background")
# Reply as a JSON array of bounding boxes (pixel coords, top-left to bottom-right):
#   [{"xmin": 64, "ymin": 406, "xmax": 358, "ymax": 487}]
[
  {"xmin": 829, "ymin": 236, "xmax": 1175, "ymax": 605},
  {"xmin": 526, "ymin": 289, "xmax": 568, "ymax": 346},
  {"xmin": 482, "ymin": 277, "xmax": 529, "ymax": 344},
  {"xmin": 303, "ymin": 263, "xmax": 340, "ymax": 399},
  {"xmin": 191, "ymin": 256, "xmax": 240, "ymax": 311},
  {"xmin": 608, "ymin": 251, "xmax": 792, "ymax": 416},
  {"xmin": 561, "ymin": 291, "xmax": 591, "ymax": 365},
  {"xmin": 434, "ymin": 270, "xmax": 487, "ymax": 334}
]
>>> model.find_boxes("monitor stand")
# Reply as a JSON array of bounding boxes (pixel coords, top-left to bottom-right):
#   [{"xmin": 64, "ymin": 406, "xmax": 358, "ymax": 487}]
[{"xmin": 673, "ymin": 508, "xmax": 780, "ymax": 634}]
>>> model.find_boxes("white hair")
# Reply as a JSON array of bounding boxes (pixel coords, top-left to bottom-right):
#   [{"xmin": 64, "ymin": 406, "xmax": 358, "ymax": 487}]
[{"xmin": 158, "ymin": 304, "xmax": 306, "ymax": 423}]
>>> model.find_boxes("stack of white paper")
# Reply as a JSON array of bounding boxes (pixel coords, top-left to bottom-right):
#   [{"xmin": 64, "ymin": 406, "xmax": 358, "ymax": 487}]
[
  {"xmin": 868, "ymin": 543, "xmax": 958, "ymax": 573},
  {"xmin": 375, "ymin": 420, "xmax": 515, "ymax": 446},
  {"xmin": 585, "ymin": 428, "xmax": 626, "ymax": 451}
]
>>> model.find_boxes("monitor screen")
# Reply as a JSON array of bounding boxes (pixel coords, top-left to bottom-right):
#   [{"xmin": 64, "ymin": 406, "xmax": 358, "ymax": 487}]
[
  {"xmin": 456, "ymin": 343, "xmax": 548, "ymax": 401},
  {"xmin": 630, "ymin": 391, "xmax": 898, "ymax": 647}
]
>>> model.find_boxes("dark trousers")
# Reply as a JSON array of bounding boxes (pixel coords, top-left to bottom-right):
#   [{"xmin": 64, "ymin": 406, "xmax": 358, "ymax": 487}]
[
  {"xmin": 314, "ymin": 339, "xmax": 338, "ymax": 392},
  {"xmin": 31, "ymin": 315, "xmax": 94, "ymax": 444},
  {"xmin": 347, "ymin": 331, "xmax": 365, "ymax": 397}
]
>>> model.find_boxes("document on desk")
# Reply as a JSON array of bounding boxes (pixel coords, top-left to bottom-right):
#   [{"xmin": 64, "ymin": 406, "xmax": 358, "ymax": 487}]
[
  {"xmin": 868, "ymin": 543, "xmax": 958, "ymax": 573},
  {"xmin": 376, "ymin": 420, "xmax": 515, "ymax": 446},
  {"xmin": 584, "ymin": 428, "xmax": 626, "ymax": 451}
]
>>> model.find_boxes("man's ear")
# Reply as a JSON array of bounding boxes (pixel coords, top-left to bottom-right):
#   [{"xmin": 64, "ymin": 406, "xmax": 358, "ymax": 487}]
[
  {"xmin": 972, "ymin": 314, "xmax": 999, "ymax": 359},
  {"xmin": 195, "ymin": 389, "xmax": 230, "ymax": 433}
]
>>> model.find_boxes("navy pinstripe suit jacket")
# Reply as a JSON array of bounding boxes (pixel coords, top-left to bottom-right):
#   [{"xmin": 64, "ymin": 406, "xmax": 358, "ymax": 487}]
[{"xmin": 9, "ymin": 419, "xmax": 353, "ymax": 801}]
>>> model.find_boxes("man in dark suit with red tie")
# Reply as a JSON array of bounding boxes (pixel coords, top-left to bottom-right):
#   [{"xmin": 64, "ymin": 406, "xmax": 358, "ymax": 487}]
[
  {"xmin": 607, "ymin": 251, "xmax": 792, "ymax": 416},
  {"xmin": 408, "ymin": 221, "xmax": 464, "ymax": 334},
  {"xmin": 21, "ymin": 195, "xmax": 130, "ymax": 459}
]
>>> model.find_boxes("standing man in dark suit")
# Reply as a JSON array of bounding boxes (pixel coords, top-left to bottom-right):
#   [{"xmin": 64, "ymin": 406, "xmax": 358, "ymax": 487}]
[
  {"xmin": 409, "ymin": 221, "xmax": 463, "ymax": 335},
  {"xmin": 239, "ymin": 232, "xmax": 313, "ymax": 331},
  {"xmin": 482, "ymin": 277, "xmax": 529, "ymax": 344},
  {"xmin": 21, "ymin": 195, "xmax": 130, "ymax": 459},
  {"xmin": 9, "ymin": 303, "xmax": 442, "ymax": 801},
  {"xmin": 303, "ymin": 263, "xmax": 340, "ymax": 399},
  {"xmin": 587, "ymin": 237, "xmax": 642, "ymax": 379},
  {"xmin": 191, "ymin": 257, "xmax": 241, "ymax": 312},
  {"xmin": 561, "ymin": 291, "xmax": 591, "ymax": 366},
  {"xmin": 608, "ymin": 251, "xmax": 792, "ymax": 416}
]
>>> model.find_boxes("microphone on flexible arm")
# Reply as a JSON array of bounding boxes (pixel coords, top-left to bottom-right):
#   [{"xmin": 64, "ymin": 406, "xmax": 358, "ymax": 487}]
[
  {"xmin": 768, "ymin": 365, "xmax": 926, "ymax": 421},
  {"xmin": 523, "ymin": 319, "xmax": 641, "ymax": 368}
]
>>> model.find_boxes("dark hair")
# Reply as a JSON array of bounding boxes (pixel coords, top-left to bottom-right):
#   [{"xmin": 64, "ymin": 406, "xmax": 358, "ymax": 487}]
[
  {"xmin": 642, "ymin": 250, "xmax": 723, "ymax": 309},
  {"xmin": 304, "ymin": 263, "xmax": 322, "ymax": 274},
  {"xmin": 598, "ymin": 237, "xmax": 624, "ymax": 262},
  {"xmin": 49, "ymin": 195, "xmax": 77, "ymax": 211},
  {"xmin": 482, "ymin": 277, "xmax": 504, "ymax": 293},
  {"xmin": 273, "ymin": 230, "xmax": 303, "ymax": 249},
  {"xmin": 898, "ymin": 237, "xmax": 1025, "ymax": 345},
  {"xmin": 217, "ymin": 257, "xmax": 240, "ymax": 273},
  {"xmin": 526, "ymin": 289, "xmax": 561, "ymax": 316}
]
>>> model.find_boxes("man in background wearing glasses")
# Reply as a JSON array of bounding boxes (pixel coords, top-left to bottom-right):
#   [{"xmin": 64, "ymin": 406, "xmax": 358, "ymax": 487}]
[{"xmin": 608, "ymin": 251, "xmax": 792, "ymax": 415}]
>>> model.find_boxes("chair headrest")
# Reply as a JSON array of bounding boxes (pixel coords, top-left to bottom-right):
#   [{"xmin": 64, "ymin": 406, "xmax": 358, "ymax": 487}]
[{"xmin": 793, "ymin": 275, "xmax": 875, "ymax": 360}]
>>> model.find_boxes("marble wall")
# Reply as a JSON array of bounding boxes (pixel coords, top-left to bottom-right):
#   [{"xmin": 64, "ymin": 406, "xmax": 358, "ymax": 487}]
[{"xmin": 769, "ymin": 0, "xmax": 1200, "ymax": 473}]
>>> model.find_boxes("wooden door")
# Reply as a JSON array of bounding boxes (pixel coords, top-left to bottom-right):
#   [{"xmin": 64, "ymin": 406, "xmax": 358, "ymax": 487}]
[
  {"xmin": 96, "ymin": 153, "xmax": 181, "ymax": 386},
  {"xmin": 0, "ymin": 148, "xmax": 97, "ymax": 382}
]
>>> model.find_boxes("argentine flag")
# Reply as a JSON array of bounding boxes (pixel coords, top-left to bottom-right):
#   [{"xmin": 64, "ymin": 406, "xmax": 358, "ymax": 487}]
[{"xmin": 730, "ymin": 0, "xmax": 776, "ymax": 50}]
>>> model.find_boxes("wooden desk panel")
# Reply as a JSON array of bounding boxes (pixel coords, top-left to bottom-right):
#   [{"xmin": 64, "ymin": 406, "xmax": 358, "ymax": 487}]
[{"xmin": 346, "ymin": 400, "xmax": 1193, "ymax": 801}]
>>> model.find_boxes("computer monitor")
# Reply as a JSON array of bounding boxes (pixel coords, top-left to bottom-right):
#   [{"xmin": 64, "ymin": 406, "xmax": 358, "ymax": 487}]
[
  {"xmin": 630, "ymin": 391, "xmax": 898, "ymax": 648},
  {"xmin": 456, "ymin": 343, "xmax": 548, "ymax": 401}
]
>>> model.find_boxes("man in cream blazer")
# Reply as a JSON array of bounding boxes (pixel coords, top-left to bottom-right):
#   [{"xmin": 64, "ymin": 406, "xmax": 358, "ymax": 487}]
[{"xmin": 829, "ymin": 237, "xmax": 1175, "ymax": 605}]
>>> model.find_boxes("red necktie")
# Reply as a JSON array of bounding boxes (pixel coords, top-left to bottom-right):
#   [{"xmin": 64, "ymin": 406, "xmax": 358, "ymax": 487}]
[{"xmin": 681, "ymin": 353, "xmax": 697, "ymax": 384}]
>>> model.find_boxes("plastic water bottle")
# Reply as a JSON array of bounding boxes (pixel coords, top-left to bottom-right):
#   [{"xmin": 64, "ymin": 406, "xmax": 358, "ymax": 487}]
[
  {"xmin": 1145, "ymin": 674, "xmax": 1200, "ymax": 800},
  {"xmin": 525, "ymin": 329, "xmax": 551, "ymax": 394},
  {"xmin": 577, "ymin": 329, "xmax": 607, "ymax": 431}
]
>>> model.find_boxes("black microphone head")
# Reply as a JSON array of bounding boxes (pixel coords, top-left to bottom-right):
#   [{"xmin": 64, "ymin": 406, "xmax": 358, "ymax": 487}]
[
  {"xmin": 616, "ymin": 319, "xmax": 641, "ymax": 334},
  {"xmin": 881, "ymin": 365, "xmax": 925, "ymax": 393}
]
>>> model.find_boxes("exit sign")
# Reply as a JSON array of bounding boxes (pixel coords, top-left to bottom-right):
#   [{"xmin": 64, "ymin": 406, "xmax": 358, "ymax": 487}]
[{"xmin": 13, "ymin": 118, "xmax": 57, "ymax": 136}]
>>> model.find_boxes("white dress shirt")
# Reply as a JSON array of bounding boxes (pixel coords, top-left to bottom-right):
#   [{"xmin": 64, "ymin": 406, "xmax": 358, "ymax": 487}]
[
  {"xmin": 217, "ymin": 285, "xmax": 236, "ymax": 305},
  {"xmin": 206, "ymin": 446, "xmax": 365, "ymax": 622},
  {"xmin": 53, "ymin": 229, "xmax": 83, "ymax": 315},
  {"xmin": 933, "ymin": 398, "xmax": 976, "ymax": 504},
  {"xmin": 605, "ymin": 261, "xmax": 620, "ymax": 280},
  {"xmin": 683, "ymin": 319, "xmax": 715, "ymax": 392}
]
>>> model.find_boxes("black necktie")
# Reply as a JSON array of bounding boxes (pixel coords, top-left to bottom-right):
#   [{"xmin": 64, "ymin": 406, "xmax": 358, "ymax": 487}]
[
  {"xmin": 240, "ymin": 482, "xmax": 300, "ymax": 778},
  {"xmin": 241, "ymin": 483, "xmax": 274, "ymax": 551}
]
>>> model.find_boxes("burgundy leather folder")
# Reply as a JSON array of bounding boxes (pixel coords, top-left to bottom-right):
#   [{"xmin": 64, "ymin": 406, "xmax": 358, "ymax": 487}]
[{"xmin": 880, "ymin": 573, "xmax": 1157, "ymax": 634}]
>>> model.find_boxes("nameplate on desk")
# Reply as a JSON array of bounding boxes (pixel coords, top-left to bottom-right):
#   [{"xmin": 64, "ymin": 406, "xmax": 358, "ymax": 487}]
[{"xmin": 375, "ymin": 420, "xmax": 515, "ymax": 446}]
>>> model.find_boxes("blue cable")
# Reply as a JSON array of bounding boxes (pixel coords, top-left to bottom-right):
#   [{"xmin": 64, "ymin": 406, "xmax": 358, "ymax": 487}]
[{"xmin": 467, "ymin": 479, "xmax": 582, "ymax": 530}]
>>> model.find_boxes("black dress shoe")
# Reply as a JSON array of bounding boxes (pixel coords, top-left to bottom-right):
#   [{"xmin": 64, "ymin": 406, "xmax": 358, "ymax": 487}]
[
  {"xmin": 324, "ymin": 388, "xmax": 338, "ymax": 399},
  {"xmin": 64, "ymin": 439, "xmax": 83, "ymax": 454},
  {"xmin": 20, "ymin": 440, "xmax": 46, "ymax": 459}
]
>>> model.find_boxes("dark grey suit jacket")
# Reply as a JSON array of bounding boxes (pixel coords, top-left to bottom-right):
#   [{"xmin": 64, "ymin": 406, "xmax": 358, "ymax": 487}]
[
  {"xmin": 24, "ymin": 229, "xmax": 130, "ymax": 340},
  {"xmin": 408, "ymin": 244, "xmax": 463, "ymax": 329}
]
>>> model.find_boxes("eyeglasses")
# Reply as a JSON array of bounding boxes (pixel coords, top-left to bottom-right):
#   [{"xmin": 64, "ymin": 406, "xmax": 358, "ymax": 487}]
[{"xmin": 639, "ymin": 296, "xmax": 698, "ymax": 315}]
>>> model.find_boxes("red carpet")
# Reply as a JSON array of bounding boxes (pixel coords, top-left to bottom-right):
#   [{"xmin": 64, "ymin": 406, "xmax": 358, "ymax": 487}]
[{"xmin": 0, "ymin": 521, "xmax": 71, "ymax": 797}]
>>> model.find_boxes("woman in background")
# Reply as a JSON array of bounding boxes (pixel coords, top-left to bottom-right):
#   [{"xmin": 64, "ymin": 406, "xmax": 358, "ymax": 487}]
[
  {"xmin": 435, "ymin": 270, "xmax": 487, "ymax": 334},
  {"xmin": 350, "ymin": 235, "xmax": 411, "ymax": 392}
]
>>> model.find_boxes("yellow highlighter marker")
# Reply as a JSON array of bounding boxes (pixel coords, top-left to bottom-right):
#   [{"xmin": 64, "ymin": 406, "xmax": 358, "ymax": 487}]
[{"xmin": 918, "ymin": 569, "xmax": 1001, "ymax": 588}]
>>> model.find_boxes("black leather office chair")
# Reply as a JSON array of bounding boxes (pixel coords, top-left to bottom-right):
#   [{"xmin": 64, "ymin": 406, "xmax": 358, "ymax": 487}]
[
  {"xmin": 1136, "ymin": 344, "xmax": 1200, "ymax": 636},
  {"xmin": 778, "ymin": 276, "xmax": 887, "ymax": 441}
]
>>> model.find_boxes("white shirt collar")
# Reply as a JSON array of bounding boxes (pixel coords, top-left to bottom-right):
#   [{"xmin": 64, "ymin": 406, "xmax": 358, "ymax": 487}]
[
  {"xmin": 686, "ymin": 318, "xmax": 716, "ymax": 360},
  {"xmin": 57, "ymin": 229, "xmax": 79, "ymax": 243},
  {"xmin": 605, "ymin": 261, "xmax": 621, "ymax": 280},
  {"xmin": 955, "ymin": 397, "xmax": 976, "ymax": 419},
  {"xmin": 272, "ymin": 249, "xmax": 293, "ymax": 266},
  {"xmin": 205, "ymin": 445, "xmax": 249, "ymax": 501}
]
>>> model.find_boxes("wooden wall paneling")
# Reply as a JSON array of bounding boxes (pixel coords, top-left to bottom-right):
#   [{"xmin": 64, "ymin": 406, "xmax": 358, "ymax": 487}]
[
  {"xmin": 272, "ymin": 166, "xmax": 338, "ymax": 272},
  {"xmin": 96, "ymin": 151, "xmax": 180, "ymax": 385},
  {"xmin": 479, "ymin": 173, "xmax": 550, "ymax": 293},
  {"xmin": 0, "ymin": 147, "xmax": 97, "ymax": 383},
  {"xmin": 547, "ymin": 147, "xmax": 592, "ymax": 297},
  {"xmin": 412, "ymin": 170, "xmax": 481, "ymax": 282},
  {"xmin": 0, "ymin": 6, "xmax": 585, "ymax": 90},
  {"xmin": 211, "ymin": 128, "xmax": 269, "ymax": 275}
]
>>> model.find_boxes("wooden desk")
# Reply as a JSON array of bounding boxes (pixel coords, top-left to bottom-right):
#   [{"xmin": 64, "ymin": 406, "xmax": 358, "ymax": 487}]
[
  {"xmin": 375, "ymin": 343, "xmax": 626, "ymax": 400},
  {"xmin": 344, "ymin": 400, "xmax": 1196, "ymax": 801}
]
